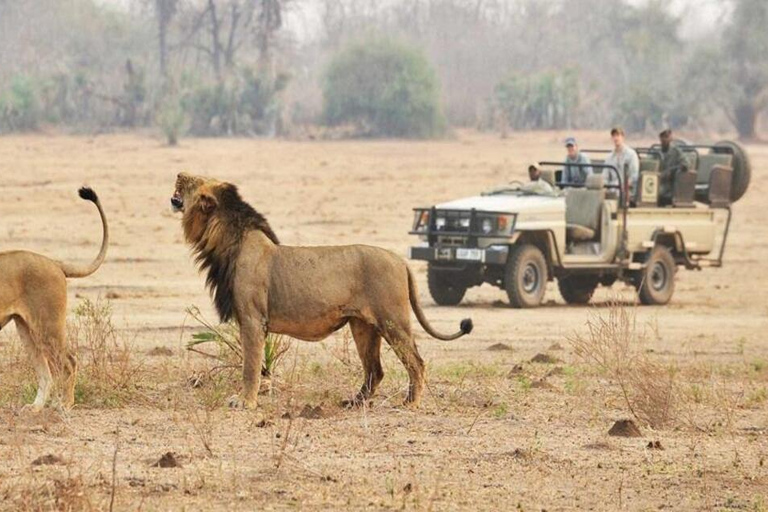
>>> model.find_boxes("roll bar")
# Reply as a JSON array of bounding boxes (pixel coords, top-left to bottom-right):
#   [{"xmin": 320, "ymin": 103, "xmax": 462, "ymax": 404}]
[{"xmin": 537, "ymin": 161, "xmax": 625, "ymax": 208}]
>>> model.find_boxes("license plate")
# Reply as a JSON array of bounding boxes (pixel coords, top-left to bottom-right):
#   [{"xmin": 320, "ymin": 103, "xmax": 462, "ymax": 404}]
[
  {"xmin": 456, "ymin": 248, "xmax": 483, "ymax": 261},
  {"xmin": 435, "ymin": 248, "xmax": 453, "ymax": 261}
]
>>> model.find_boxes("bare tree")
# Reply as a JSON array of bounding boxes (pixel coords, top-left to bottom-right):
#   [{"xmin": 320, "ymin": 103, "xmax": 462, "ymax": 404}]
[
  {"xmin": 155, "ymin": 0, "xmax": 178, "ymax": 80},
  {"xmin": 723, "ymin": 0, "xmax": 768, "ymax": 139}
]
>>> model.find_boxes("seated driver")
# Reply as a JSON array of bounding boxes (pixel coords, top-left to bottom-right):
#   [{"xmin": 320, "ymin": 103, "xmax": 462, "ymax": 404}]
[{"xmin": 522, "ymin": 163, "xmax": 556, "ymax": 196}]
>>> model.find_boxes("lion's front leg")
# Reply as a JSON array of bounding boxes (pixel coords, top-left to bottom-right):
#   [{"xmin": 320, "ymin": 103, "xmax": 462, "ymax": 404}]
[{"xmin": 229, "ymin": 316, "xmax": 266, "ymax": 409}]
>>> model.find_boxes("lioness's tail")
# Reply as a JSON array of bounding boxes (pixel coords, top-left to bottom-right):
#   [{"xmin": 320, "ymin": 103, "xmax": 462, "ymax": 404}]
[
  {"xmin": 60, "ymin": 187, "xmax": 109, "ymax": 278},
  {"xmin": 407, "ymin": 266, "xmax": 473, "ymax": 341}
]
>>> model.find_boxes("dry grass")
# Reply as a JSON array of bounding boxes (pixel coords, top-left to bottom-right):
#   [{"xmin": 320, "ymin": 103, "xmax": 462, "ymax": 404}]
[
  {"xmin": 568, "ymin": 300, "xmax": 753, "ymax": 432},
  {"xmin": 0, "ymin": 133, "xmax": 766, "ymax": 510},
  {"xmin": 0, "ymin": 297, "xmax": 143, "ymax": 409}
]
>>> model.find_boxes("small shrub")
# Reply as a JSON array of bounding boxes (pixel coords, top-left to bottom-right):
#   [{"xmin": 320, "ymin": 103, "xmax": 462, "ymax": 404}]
[
  {"xmin": 69, "ymin": 297, "xmax": 142, "ymax": 407},
  {"xmin": 157, "ymin": 95, "xmax": 186, "ymax": 145},
  {"xmin": 322, "ymin": 38, "xmax": 446, "ymax": 138},
  {"xmin": 569, "ymin": 301, "xmax": 679, "ymax": 428},
  {"xmin": 185, "ymin": 306, "xmax": 291, "ymax": 378},
  {"xmin": 0, "ymin": 75, "xmax": 41, "ymax": 132}
]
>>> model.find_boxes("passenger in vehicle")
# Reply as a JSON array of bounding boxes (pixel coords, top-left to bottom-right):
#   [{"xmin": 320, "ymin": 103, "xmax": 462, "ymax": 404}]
[
  {"xmin": 658, "ymin": 129, "xmax": 689, "ymax": 205},
  {"xmin": 562, "ymin": 137, "xmax": 592, "ymax": 185},
  {"xmin": 522, "ymin": 163, "xmax": 557, "ymax": 196},
  {"xmin": 603, "ymin": 127, "xmax": 639, "ymax": 201}
]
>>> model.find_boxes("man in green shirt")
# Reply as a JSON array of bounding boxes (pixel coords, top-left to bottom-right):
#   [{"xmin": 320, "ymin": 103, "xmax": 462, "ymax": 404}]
[{"xmin": 658, "ymin": 129, "xmax": 688, "ymax": 205}]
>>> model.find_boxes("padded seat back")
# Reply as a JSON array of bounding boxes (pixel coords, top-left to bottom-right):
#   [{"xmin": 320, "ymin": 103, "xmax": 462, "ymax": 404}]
[
  {"xmin": 696, "ymin": 154, "xmax": 732, "ymax": 185},
  {"xmin": 566, "ymin": 179, "xmax": 605, "ymax": 237},
  {"xmin": 673, "ymin": 170, "xmax": 696, "ymax": 207}
]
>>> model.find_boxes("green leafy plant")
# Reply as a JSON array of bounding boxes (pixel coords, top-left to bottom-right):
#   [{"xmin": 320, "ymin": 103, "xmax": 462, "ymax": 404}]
[
  {"xmin": 185, "ymin": 306, "xmax": 291, "ymax": 377},
  {"xmin": 322, "ymin": 38, "xmax": 446, "ymax": 138}
]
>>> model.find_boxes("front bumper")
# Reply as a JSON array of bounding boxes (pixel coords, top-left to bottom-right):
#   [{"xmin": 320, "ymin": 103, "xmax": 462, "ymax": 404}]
[{"xmin": 408, "ymin": 245, "xmax": 509, "ymax": 265}]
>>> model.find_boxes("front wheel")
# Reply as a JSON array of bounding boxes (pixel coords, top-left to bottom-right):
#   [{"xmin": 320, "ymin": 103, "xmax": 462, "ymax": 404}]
[
  {"xmin": 636, "ymin": 246, "xmax": 676, "ymax": 305},
  {"xmin": 427, "ymin": 264, "xmax": 468, "ymax": 306},
  {"xmin": 505, "ymin": 245, "xmax": 548, "ymax": 308}
]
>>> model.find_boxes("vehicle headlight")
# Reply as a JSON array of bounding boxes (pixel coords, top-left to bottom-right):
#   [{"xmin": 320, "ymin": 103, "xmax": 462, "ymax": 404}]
[
  {"xmin": 415, "ymin": 211, "xmax": 429, "ymax": 231},
  {"xmin": 481, "ymin": 218, "xmax": 494, "ymax": 234},
  {"xmin": 435, "ymin": 217, "xmax": 446, "ymax": 229}
]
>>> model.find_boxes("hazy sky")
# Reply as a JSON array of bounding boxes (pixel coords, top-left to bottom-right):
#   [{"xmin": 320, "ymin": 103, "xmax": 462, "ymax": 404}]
[{"xmin": 96, "ymin": 0, "xmax": 727, "ymax": 41}]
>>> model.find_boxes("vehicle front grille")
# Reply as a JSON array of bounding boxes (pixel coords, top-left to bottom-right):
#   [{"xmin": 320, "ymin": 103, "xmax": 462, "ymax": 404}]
[{"xmin": 437, "ymin": 235, "xmax": 467, "ymax": 247}]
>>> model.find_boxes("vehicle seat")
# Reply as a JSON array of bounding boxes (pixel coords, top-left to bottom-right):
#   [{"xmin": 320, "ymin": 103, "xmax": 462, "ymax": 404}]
[
  {"xmin": 566, "ymin": 174, "xmax": 605, "ymax": 241},
  {"xmin": 672, "ymin": 170, "xmax": 697, "ymax": 207},
  {"xmin": 695, "ymin": 154, "xmax": 732, "ymax": 205}
]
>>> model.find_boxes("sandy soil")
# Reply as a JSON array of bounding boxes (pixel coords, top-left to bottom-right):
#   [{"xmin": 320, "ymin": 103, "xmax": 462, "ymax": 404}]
[{"xmin": 0, "ymin": 131, "xmax": 766, "ymax": 511}]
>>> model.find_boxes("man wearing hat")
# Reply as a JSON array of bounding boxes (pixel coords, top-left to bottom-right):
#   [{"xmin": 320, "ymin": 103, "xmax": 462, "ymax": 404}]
[
  {"xmin": 658, "ymin": 129, "xmax": 688, "ymax": 205},
  {"xmin": 522, "ymin": 163, "xmax": 556, "ymax": 196},
  {"xmin": 562, "ymin": 137, "xmax": 592, "ymax": 185}
]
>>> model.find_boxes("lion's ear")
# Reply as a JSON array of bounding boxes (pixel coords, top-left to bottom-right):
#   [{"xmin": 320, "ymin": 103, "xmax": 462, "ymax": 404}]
[{"xmin": 198, "ymin": 191, "xmax": 218, "ymax": 214}]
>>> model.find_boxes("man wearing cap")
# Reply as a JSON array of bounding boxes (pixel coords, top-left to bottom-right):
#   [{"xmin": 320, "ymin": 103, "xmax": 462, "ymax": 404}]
[
  {"xmin": 603, "ymin": 127, "xmax": 640, "ymax": 202},
  {"xmin": 658, "ymin": 129, "xmax": 688, "ymax": 205},
  {"xmin": 521, "ymin": 163, "xmax": 556, "ymax": 196},
  {"xmin": 562, "ymin": 137, "xmax": 592, "ymax": 185}
]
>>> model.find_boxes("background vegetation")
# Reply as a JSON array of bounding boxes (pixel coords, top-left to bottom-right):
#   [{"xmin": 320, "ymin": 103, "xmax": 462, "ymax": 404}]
[{"xmin": 0, "ymin": 0, "xmax": 766, "ymax": 140}]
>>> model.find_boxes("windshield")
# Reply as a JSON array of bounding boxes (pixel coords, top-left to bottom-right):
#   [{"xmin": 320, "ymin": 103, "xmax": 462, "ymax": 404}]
[{"xmin": 483, "ymin": 181, "xmax": 560, "ymax": 198}]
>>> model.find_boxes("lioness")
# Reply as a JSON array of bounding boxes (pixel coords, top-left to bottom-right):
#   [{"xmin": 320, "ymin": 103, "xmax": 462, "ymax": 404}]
[
  {"xmin": 0, "ymin": 188, "xmax": 108, "ymax": 411},
  {"xmin": 172, "ymin": 173, "xmax": 472, "ymax": 409}
]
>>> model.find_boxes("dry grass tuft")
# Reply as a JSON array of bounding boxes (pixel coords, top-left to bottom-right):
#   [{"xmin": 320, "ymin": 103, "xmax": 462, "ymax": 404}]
[
  {"xmin": 69, "ymin": 297, "xmax": 144, "ymax": 408},
  {"xmin": 569, "ymin": 301, "xmax": 679, "ymax": 429}
]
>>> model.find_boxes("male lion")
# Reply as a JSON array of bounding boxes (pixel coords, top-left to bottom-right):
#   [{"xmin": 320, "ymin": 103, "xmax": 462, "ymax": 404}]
[
  {"xmin": 0, "ymin": 188, "xmax": 108, "ymax": 411},
  {"xmin": 172, "ymin": 173, "xmax": 472, "ymax": 409}
]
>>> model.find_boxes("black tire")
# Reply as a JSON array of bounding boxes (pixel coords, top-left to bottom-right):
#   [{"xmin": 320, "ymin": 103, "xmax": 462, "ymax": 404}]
[
  {"xmin": 637, "ymin": 246, "xmax": 676, "ymax": 305},
  {"xmin": 714, "ymin": 140, "xmax": 751, "ymax": 202},
  {"xmin": 427, "ymin": 264, "xmax": 467, "ymax": 306},
  {"xmin": 558, "ymin": 276, "xmax": 599, "ymax": 305},
  {"xmin": 505, "ymin": 245, "xmax": 548, "ymax": 308}
]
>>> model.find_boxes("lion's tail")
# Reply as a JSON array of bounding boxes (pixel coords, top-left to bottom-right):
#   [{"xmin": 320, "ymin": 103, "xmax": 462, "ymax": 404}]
[
  {"xmin": 60, "ymin": 187, "xmax": 109, "ymax": 279},
  {"xmin": 407, "ymin": 266, "xmax": 473, "ymax": 341}
]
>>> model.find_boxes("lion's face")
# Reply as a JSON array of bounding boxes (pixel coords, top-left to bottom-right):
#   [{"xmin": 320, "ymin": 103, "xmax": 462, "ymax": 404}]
[{"xmin": 172, "ymin": 172, "xmax": 218, "ymax": 213}]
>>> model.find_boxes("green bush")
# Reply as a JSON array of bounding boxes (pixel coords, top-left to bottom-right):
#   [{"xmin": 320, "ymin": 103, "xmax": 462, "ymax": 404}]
[
  {"xmin": 322, "ymin": 38, "xmax": 446, "ymax": 138},
  {"xmin": 492, "ymin": 68, "xmax": 579, "ymax": 130},
  {"xmin": 0, "ymin": 76, "xmax": 41, "ymax": 132},
  {"xmin": 180, "ymin": 68, "xmax": 289, "ymax": 137},
  {"xmin": 182, "ymin": 81, "xmax": 239, "ymax": 136},
  {"xmin": 157, "ymin": 94, "xmax": 186, "ymax": 145}
]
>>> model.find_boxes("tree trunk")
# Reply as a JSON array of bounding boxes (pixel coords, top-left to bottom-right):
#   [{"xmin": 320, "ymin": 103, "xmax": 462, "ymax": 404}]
[
  {"xmin": 155, "ymin": 0, "xmax": 176, "ymax": 82},
  {"xmin": 734, "ymin": 101, "xmax": 757, "ymax": 140},
  {"xmin": 207, "ymin": 0, "xmax": 223, "ymax": 83}
]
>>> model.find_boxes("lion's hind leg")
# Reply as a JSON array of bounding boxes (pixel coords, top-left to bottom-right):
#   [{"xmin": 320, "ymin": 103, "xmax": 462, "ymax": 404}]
[
  {"xmin": 15, "ymin": 319, "xmax": 54, "ymax": 412},
  {"xmin": 344, "ymin": 318, "xmax": 384, "ymax": 407},
  {"xmin": 381, "ymin": 320, "xmax": 425, "ymax": 407}
]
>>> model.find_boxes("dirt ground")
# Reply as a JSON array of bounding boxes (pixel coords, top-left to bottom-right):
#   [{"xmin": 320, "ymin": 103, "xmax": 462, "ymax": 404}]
[{"xmin": 0, "ymin": 131, "xmax": 766, "ymax": 511}]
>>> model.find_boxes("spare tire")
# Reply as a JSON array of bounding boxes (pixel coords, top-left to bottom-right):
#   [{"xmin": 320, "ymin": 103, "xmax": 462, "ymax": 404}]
[{"xmin": 713, "ymin": 140, "xmax": 751, "ymax": 202}]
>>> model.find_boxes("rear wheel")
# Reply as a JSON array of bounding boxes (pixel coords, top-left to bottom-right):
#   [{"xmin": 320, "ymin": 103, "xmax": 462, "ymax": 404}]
[
  {"xmin": 714, "ymin": 140, "xmax": 751, "ymax": 202},
  {"xmin": 636, "ymin": 246, "xmax": 676, "ymax": 305},
  {"xmin": 558, "ymin": 276, "xmax": 599, "ymax": 305},
  {"xmin": 505, "ymin": 245, "xmax": 548, "ymax": 308},
  {"xmin": 427, "ymin": 264, "xmax": 468, "ymax": 306}
]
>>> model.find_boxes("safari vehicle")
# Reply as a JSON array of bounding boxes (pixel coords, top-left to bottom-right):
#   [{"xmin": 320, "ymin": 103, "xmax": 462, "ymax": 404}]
[{"xmin": 408, "ymin": 140, "xmax": 751, "ymax": 308}]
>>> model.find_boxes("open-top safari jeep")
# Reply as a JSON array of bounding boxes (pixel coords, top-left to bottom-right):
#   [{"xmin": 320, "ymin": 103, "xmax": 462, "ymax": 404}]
[{"xmin": 408, "ymin": 140, "xmax": 751, "ymax": 308}]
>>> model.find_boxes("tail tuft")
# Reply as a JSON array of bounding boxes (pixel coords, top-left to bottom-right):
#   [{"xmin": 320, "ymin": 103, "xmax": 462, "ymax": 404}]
[
  {"xmin": 78, "ymin": 187, "xmax": 98, "ymax": 203},
  {"xmin": 460, "ymin": 318, "xmax": 473, "ymax": 335}
]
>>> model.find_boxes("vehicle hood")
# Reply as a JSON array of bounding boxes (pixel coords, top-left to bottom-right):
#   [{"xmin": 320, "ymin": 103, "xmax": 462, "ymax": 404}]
[{"xmin": 435, "ymin": 194, "xmax": 564, "ymax": 214}]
